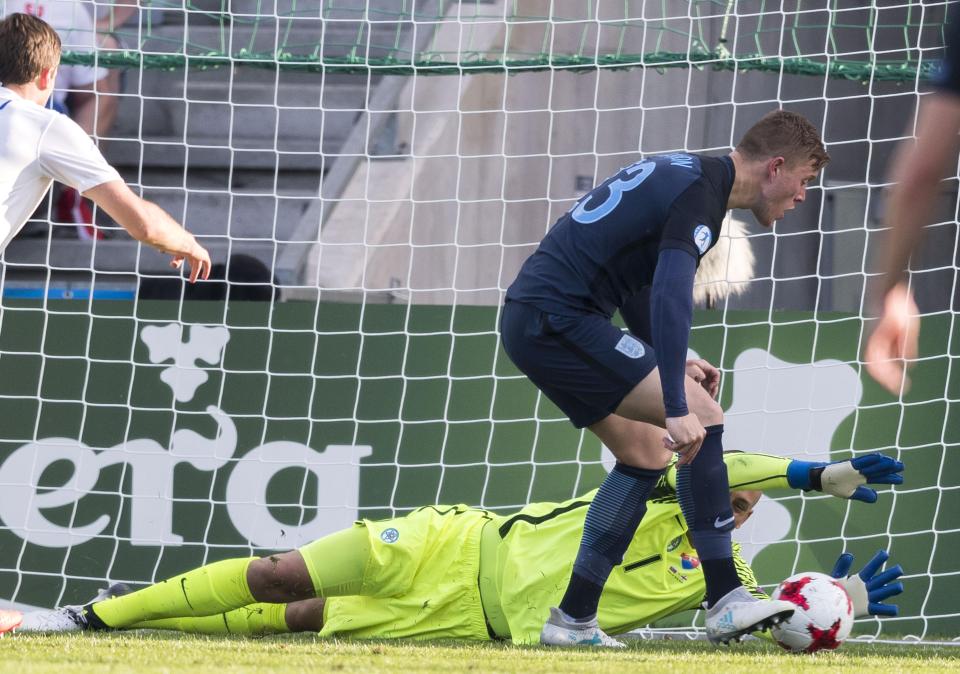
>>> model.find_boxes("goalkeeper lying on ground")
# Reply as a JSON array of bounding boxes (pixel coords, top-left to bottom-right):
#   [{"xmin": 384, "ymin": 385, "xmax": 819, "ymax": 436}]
[{"xmin": 0, "ymin": 450, "xmax": 904, "ymax": 645}]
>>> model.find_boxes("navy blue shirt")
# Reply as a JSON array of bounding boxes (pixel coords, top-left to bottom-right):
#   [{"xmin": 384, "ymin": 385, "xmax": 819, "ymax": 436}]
[
  {"xmin": 505, "ymin": 153, "xmax": 735, "ymax": 417},
  {"xmin": 506, "ymin": 153, "xmax": 734, "ymax": 316},
  {"xmin": 936, "ymin": 19, "xmax": 960, "ymax": 96}
]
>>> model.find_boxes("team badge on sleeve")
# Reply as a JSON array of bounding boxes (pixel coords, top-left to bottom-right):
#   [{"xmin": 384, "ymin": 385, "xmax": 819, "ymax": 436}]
[
  {"xmin": 380, "ymin": 528, "xmax": 400, "ymax": 543},
  {"xmin": 693, "ymin": 224, "xmax": 713, "ymax": 254}
]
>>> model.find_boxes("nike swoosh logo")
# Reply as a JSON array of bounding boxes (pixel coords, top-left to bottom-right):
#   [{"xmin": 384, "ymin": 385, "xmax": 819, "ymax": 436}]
[
  {"xmin": 714, "ymin": 515, "xmax": 735, "ymax": 528},
  {"xmin": 180, "ymin": 577, "xmax": 195, "ymax": 610}
]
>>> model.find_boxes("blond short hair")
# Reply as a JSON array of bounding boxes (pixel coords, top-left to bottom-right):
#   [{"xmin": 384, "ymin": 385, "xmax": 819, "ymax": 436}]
[{"xmin": 736, "ymin": 110, "xmax": 830, "ymax": 170}]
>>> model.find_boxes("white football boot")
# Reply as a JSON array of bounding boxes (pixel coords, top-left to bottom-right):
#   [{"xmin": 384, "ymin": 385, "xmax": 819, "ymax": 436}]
[
  {"xmin": 0, "ymin": 582, "xmax": 131, "ymax": 635},
  {"xmin": 8, "ymin": 606, "xmax": 87, "ymax": 633},
  {"xmin": 539, "ymin": 607, "xmax": 626, "ymax": 648},
  {"xmin": 705, "ymin": 586, "xmax": 795, "ymax": 645}
]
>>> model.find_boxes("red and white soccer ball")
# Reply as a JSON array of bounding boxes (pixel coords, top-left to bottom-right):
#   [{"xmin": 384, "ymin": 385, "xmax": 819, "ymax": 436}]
[{"xmin": 770, "ymin": 571, "xmax": 854, "ymax": 653}]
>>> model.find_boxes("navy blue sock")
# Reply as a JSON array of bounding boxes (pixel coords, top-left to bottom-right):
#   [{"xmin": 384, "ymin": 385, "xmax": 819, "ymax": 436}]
[
  {"xmin": 700, "ymin": 557, "xmax": 740, "ymax": 607},
  {"xmin": 675, "ymin": 424, "xmax": 741, "ymax": 607},
  {"xmin": 558, "ymin": 462, "xmax": 664, "ymax": 620}
]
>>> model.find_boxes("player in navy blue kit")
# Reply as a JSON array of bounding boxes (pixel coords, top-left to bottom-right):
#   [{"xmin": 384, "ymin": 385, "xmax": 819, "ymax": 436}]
[{"xmin": 501, "ymin": 110, "xmax": 830, "ymax": 646}]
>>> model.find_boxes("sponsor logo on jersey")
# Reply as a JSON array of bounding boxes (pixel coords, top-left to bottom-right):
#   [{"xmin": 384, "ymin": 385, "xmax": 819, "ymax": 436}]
[
  {"xmin": 614, "ymin": 333, "xmax": 645, "ymax": 359},
  {"xmin": 668, "ymin": 565, "xmax": 689, "ymax": 583},
  {"xmin": 666, "ymin": 535, "xmax": 683, "ymax": 552},
  {"xmin": 380, "ymin": 527, "xmax": 400, "ymax": 543},
  {"xmin": 681, "ymin": 552, "xmax": 700, "ymax": 570},
  {"xmin": 693, "ymin": 224, "xmax": 712, "ymax": 254}
]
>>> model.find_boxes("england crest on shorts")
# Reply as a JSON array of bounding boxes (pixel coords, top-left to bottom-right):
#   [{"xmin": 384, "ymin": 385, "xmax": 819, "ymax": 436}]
[
  {"xmin": 615, "ymin": 334, "xmax": 645, "ymax": 359},
  {"xmin": 693, "ymin": 224, "xmax": 712, "ymax": 254}
]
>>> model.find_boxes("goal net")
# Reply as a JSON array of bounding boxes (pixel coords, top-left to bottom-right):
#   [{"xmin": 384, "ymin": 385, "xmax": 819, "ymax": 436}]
[{"xmin": 0, "ymin": 0, "xmax": 956, "ymax": 643}]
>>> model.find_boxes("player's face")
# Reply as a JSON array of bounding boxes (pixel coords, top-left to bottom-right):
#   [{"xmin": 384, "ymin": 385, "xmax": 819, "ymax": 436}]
[
  {"xmin": 730, "ymin": 489, "xmax": 761, "ymax": 529},
  {"xmin": 754, "ymin": 158, "xmax": 819, "ymax": 228}
]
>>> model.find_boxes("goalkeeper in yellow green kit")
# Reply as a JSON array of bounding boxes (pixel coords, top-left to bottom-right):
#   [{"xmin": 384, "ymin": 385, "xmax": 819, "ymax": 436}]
[{"xmin": 0, "ymin": 450, "xmax": 904, "ymax": 645}]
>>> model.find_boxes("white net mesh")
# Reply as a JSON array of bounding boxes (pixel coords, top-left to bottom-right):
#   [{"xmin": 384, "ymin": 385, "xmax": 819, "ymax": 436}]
[{"xmin": 0, "ymin": 0, "xmax": 956, "ymax": 641}]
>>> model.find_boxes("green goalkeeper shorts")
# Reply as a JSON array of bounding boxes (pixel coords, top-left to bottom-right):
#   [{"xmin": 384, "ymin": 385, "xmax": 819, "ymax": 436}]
[{"xmin": 314, "ymin": 505, "xmax": 494, "ymax": 640}]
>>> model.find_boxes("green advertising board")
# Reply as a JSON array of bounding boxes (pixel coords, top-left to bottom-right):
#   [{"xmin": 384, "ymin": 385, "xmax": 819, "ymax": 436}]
[{"xmin": 0, "ymin": 300, "xmax": 956, "ymax": 638}]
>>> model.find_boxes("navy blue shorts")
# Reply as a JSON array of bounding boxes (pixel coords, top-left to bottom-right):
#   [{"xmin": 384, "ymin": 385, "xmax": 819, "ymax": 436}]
[{"xmin": 500, "ymin": 300, "xmax": 658, "ymax": 428}]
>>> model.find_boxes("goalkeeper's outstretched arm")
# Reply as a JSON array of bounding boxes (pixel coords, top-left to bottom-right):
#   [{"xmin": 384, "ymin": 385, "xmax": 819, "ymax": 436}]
[{"xmin": 662, "ymin": 450, "xmax": 903, "ymax": 502}]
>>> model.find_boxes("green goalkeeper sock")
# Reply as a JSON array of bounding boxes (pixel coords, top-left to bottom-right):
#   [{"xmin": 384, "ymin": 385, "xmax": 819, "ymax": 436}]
[
  {"xmin": 129, "ymin": 602, "xmax": 289, "ymax": 636},
  {"xmin": 89, "ymin": 557, "xmax": 258, "ymax": 629}
]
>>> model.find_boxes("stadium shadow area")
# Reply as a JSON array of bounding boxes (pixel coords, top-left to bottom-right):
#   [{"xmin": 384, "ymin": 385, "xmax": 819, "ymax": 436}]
[{"xmin": 138, "ymin": 253, "xmax": 278, "ymax": 302}]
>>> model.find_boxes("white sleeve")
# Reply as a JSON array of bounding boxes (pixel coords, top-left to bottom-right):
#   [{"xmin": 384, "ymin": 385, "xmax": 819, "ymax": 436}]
[{"xmin": 37, "ymin": 114, "xmax": 122, "ymax": 193}]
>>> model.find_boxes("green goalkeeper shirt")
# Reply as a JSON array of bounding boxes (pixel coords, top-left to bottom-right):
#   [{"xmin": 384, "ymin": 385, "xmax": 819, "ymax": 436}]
[{"xmin": 492, "ymin": 452, "xmax": 792, "ymax": 644}]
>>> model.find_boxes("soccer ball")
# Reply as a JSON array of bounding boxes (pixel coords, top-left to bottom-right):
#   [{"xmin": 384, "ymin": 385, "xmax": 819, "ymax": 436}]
[{"xmin": 770, "ymin": 571, "xmax": 854, "ymax": 653}]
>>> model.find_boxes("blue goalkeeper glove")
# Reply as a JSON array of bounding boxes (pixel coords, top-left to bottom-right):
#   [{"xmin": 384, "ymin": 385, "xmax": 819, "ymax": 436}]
[
  {"xmin": 786, "ymin": 453, "xmax": 904, "ymax": 503},
  {"xmin": 831, "ymin": 549, "xmax": 904, "ymax": 617}
]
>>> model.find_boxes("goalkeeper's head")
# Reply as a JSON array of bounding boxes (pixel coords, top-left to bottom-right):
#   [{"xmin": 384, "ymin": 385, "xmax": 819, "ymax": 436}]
[
  {"xmin": 731, "ymin": 110, "xmax": 830, "ymax": 228},
  {"xmin": 731, "ymin": 489, "xmax": 762, "ymax": 529},
  {"xmin": 0, "ymin": 13, "xmax": 62, "ymax": 106}
]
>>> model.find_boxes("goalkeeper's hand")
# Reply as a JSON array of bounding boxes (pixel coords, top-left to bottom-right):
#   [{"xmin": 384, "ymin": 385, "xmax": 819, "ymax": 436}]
[
  {"xmin": 786, "ymin": 453, "xmax": 904, "ymax": 503},
  {"xmin": 831, "ymin": 549, "xmax": 904, "ymax": 618}
]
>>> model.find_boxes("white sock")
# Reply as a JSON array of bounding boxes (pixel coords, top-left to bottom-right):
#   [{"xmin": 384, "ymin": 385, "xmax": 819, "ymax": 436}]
[{"xmin": 551, "ymin": 607, "xmax": 597, "ymax": 627}]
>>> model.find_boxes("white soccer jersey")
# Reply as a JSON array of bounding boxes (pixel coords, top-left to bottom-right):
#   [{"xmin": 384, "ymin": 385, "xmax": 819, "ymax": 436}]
[{"xmin": 0, "ymin": 86, "xmax": 120, "ymax": 251}]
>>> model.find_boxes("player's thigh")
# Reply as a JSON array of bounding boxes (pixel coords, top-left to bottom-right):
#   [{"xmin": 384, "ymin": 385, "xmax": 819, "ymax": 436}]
[
  {"xmin": 500, "ymin": 301, "xmax": 657, "ymax": 428},
  {"xmin": 615, "ymin": 366, "xmax": 723, "ymax": 427},
  {"xmin": 588, "ymin": 414, "xmax": 673, "ymax": 469}
]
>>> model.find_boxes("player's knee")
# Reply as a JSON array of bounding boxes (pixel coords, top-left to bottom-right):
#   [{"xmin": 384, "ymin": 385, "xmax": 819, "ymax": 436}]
[
  {"xmin": 612, "ymin": 444, "xmax": 673, "ymax": 470},
  {"xmin": 689, "ymin": 393, "xmax": 723, "ymax": 427},
  {"xmin": 246, "ymin": 552, "xmax": 316, "ymax": 603},
  {"xmin": 649, "ymin": 448, "xmax": 674, "ymax": 470},
  {"xmin": 283, "ymin": 598, "xmax": 325, "ymax": 632},
  {"xmin": 246, "ymin": 557, "xmax": 279, "ymax": 598}
]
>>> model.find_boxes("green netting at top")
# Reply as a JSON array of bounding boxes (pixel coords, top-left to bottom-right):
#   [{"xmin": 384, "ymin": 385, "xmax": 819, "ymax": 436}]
[{"xmin": 58, "ymin": 0, "xmax": 949, "ymax": 81}]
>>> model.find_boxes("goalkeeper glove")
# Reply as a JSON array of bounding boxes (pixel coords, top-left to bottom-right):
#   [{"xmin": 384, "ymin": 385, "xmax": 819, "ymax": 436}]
[
  {"xmin": 831, "ymin": 549, "xmax": 904, "ymax": 617},
  {"xmin": 786, "ymin": 453, "xmax": 904, "ymax": 503}
]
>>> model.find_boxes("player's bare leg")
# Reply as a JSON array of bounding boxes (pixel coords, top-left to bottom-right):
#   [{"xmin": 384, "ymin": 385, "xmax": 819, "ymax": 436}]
[
  {"xmin": 284, "ymin": 597, "xmax": 326, "ymax": 632},
  {"xmin": 540, "ymin": 413, "xmax": 670, "ymax": 646},
  {"xmin": 245, "ymin": 551, "xmax": 316, "ymax": 603},
  {"xmin": 0, "ymin": 552, "xmax": 315, "ymax": 635},
  {"xmin": 540, "ymin": 376, "xmax": 700, "ymax": 647},
  {"xmin": 134, "ymin": 596, "xmax": 325, "ymax": 635},
  {"xmin": 613, "ymin": 369, "xmax": 794, "ymax": 644}
]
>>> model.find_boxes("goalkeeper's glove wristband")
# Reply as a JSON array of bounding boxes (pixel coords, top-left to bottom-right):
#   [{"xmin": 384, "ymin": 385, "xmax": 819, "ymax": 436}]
[
  {"xmin": 836, "ymin": 574, "xmax": 870, "ymax": 618},
  {"xmin": 787, "ymin": 460, "xmax": 858, "ymax": 496}
]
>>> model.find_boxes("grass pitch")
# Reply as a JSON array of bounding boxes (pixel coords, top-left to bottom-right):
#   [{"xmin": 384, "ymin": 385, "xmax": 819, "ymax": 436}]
[{"xmin": 1, "ymin": 632, "xmax": 957, "ymax": 674}]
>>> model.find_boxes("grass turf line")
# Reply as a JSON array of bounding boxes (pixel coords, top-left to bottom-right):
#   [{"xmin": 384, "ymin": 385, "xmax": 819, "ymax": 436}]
[{"xmin": 1, "ymin": 632, "xmax": 958, "ymax": 674}]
